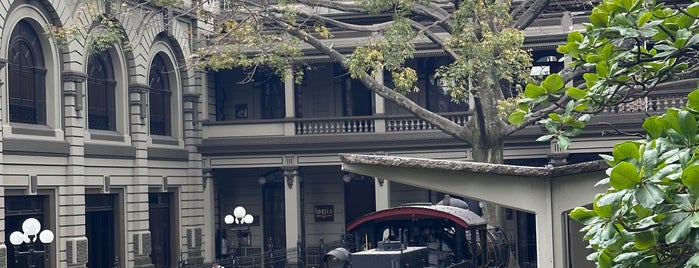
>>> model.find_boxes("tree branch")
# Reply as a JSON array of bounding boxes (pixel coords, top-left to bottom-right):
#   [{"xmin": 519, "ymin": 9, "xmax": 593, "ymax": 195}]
[
  {"xmin": 513, "ymin": 0, "xmax": 551, "ymax": 30},
  {"xmin": 281, "ymin": 21, "xmax": 471, "ymax": 142}
]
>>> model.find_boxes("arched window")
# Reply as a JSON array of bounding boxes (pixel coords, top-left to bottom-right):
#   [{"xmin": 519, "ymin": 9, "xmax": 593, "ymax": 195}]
[
  {"xmin": 87, "ymin": 52, "xmax": 117, "ymax": 130},
  {"xmin": 8, "ymin": 20, "xmax": 46, "ymax": 124},
  {"xmin": 149, "ymin": 53, "xmax": 172, "ymax": 136}
]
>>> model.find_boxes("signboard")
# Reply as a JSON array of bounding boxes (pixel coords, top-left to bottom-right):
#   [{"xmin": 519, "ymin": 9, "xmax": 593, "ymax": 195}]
[{"xmin": 314, "ymin": 205, "xmax": 334, "ymax": 222}]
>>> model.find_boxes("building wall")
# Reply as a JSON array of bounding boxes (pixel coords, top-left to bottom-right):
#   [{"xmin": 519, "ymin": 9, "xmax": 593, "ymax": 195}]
[{"xmin": 0, "ymin": 0, "xmax": 207, "ymax": 267}]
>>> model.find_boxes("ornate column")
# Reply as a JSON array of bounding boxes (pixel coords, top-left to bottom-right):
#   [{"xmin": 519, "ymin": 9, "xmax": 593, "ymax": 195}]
[{"xmin": 282, "ymin": 165, "xmax": 301, "ymax": 265}]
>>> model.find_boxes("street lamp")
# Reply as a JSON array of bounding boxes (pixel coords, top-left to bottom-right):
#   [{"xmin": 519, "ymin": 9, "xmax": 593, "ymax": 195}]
[
  {"xmin": 225, "ymin": 206, "xmax": 254, "ymax": 267},
  {"xmin": 9, "ymin": 218, "xmax": 54, "ymax": 268}
]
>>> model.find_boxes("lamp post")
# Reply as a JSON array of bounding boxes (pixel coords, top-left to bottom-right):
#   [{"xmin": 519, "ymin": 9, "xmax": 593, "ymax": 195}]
[
  {"xmin": 9, "ymin": 218, "xmax": 54, "ymax": 268},
  {"xmin": 224, "ymin": 206, "xmax": 254, "ymax": 268}
]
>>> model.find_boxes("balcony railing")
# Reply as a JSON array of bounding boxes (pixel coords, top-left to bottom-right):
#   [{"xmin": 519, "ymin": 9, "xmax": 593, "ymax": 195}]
[{"xmin": 203, "ymin": 85, "xmax": 695, "ymax": 139}]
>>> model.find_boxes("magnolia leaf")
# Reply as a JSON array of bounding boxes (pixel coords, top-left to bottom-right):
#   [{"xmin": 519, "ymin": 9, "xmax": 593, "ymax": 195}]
[
  {"xmin": 567, "ymin": 87, "xmax": 587, "ymax": 100},
  {"xmin": 677, "ymin": 110, "xmax": 697, "ymax": 143},
  {"xmin": 635, "ymin": 184, "xmax": 665, "ymax": 208},
  {"xmin": 610, "ymin": 162, "xmax": 641, "ymax": 189},
  {"xmin": 570, "ymin": 207, "xmax": 600, "ymax": 225},
  {"xmin": 642, "ymin": 117, "xmax": 663, "ymax": 139},
  {"xmin": 682, "ymin": 165, "xmax": 699, "ymax": 196},
  {"xmin": 634, "ymin": 231, "xmax": 656, "ymax": 250},
  {"xmin": 666, "ymin": 214, "xmax": 692, "ymax": 244},
  {"xmin": 541, "ymin": 74, "xmax": 564, "ymax": 93},
  {"xmin": 688, "ymin": 89, "xmax": 699, "ymax": 112},
  {"xmin": 508, "ymin": 110, "xmax": 526, "ymax": 125},
  {"xmin": 524, "ymin": 84, "xmax": 546, "ymax": 98},
  {"xmin": 613, "ymin": 142, "xmax": 640, "ymax": 162}
]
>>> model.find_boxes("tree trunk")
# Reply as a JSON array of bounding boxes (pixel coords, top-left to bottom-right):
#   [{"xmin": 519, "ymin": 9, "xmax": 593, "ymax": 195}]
[{"xmin": 472, "ymin": 140, "xmax": 521, "ymax": 268}]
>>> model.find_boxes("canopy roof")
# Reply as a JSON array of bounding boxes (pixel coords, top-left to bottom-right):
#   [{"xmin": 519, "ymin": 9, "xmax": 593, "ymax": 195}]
[{"xmin": 346, "ymin": 204, "xmax": 487, "ymax": 232}]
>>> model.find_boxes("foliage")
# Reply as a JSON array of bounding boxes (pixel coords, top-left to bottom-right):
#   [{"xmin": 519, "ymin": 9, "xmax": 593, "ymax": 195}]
[
  {"xmin": 511, "ymin": 0, "xmax": 699, "ymax": 266},
  {"xmin": 510, "ymin": 0, "xmax": 699, "ymax": 150}
]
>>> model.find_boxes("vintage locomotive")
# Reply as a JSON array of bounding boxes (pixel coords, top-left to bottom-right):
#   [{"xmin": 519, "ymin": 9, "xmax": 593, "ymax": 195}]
[{"xmin": 325, "ymin": 200, "xmax": 511, "ymax": 268}]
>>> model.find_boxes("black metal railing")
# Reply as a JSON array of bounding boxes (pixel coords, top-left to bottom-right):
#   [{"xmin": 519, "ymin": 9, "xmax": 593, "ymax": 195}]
[{"xmin": 182, "ymin": 237, "xmax": 347, "ymax": 268}]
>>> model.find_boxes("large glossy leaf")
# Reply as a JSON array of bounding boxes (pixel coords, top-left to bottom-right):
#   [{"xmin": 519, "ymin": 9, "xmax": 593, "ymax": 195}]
[
  {"xmin": 570, "ymin": 207, "xmax": 600, "ymax": 225},
  {"xmin": 541, "ymin": 74, "xmax": 564, "ymax": 93},
  {"xmin": 613, "ymin": 142, "xmax": 640, "ymax": 162},
  {"xmin": 634, "ymin": 231, "xmax": 656, "ymax": 250},
  {"xmin": 682, "ymin": 165, "xmax": 699, "ymax": 196},
  {"xmin": 688, "ymin": 90, "xmax": 699, "ymax": 112},
  {"xmin": 635, "ymin": 184, "xmax": 665, "ymax": 208},
  {"xmin": 666, "ymin": 214, "xmax": 692, "ymax": 244},
  {"xmin": 610, "ymin": 162, "xmax": 641, "ymax": 189},
  {"xmin": 677, "ymin": 110, "xmax": 697, "ymax": 143}
]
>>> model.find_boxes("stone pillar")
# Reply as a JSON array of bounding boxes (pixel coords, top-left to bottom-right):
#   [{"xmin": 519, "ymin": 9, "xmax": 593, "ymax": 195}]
[
  {"xmin": 202, "ymin": 170, "xmax": 215, "ymax": 261},
  {"xmin": 282, "ymin": 167, "xmax": 301, "ymax": 264},
  {"xmin": 128, "ymin": 84, "xmax": 154, "ymax": 268},
  {"xmin": 374, "ymin": 178, "xmax": 390, "ymax": 211},
  {"xmin": 284, "ymin": 67, "xmax": 296, "ymax": 135},
  {"xmin": 0, "ymin": 58, "xmax": 6, "ymax": 268},
  {"xmin": 62, "ymin": 71, "xmax": 89, "ymax": 268},
  {"xmin": 374, "ymin": 66, "xmax": 386, "ymax": 133}
]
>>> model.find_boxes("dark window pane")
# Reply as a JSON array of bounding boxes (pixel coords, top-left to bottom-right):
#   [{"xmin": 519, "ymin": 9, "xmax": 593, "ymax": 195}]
[
  {"xmin": 8, "ymin": 20, "xmax": 46, "ymax": 125},
  {"xmin": 87, "ymin": 52, "xmax": 117, "ymax": 130},
  {"xmin": 149, "ymin": 53, "xmax": 172, "ymax": 136}
]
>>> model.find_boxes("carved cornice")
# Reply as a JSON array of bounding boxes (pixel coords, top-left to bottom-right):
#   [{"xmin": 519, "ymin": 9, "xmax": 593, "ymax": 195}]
[
  {"xmin": 62, "ymin": 71, "xmax": 87, "ymax": 83},
  {"xmin": 183, "ymin": 93, "xmax": 200, "ymax": 102},
  {"xmin": 129, "ymin": 83, "xmax": 150, "ymax": 94}
]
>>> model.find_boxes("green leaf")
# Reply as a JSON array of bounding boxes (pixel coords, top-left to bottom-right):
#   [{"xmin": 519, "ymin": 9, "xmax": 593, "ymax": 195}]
[
  {"xmin": 666, "ymin": 214, "xmax": 692, "ymax": 244},
  {"xmin": 535, "ymin": 134, "xmax": 554, "ymax": 142},
  {"xmin": 681, "ymin": 165, "xmax": 699, "ymax": 195},
  {"xmin": 688, "ymin": 89, "xmax": 699, "ymax": 112},
  {"xmin": 541, "ymin": 74, "xmax": 564, "ymax": 93},
  {"xmin": 570, "ymin": 207, "xmax": 599, "ymax": 225},
  {"xmin": 613, "ymin": 142, "xmax": 640, "ymax": 162},
  {"xmin": 687, "ymin": 34, "xmax": 699, "ymax": 47},
  {"xmin": 635, "ymin": 184, "xmax": 665, "ymax": 208},
  {"xmin": 508, "ymin": 110, "xmax": 526, "ymax": 125},
  {"xmin": 567, "ymin": 87, "xmax": 587, "ymax": 100},
  {"xmin": 597, "ymin": 61, "xmax": 609, "ymax": 77},
  {"xmin": 594, "ymin": 193, "xmax": 614, "ymax": 218},
  {"xmin": 610, "ymin": 162, "xmax": 641, "ymax": 189},
  {"xmin": 642, "ymin": 117, "xmax": 664, "ymax": 139},
  {"xmin": 678, "ymin": 110, "xmax": 697, "ymax": 143},
  {"xmin": 524, "ymin": 84, "xmax": 546, "ymax": 98}
]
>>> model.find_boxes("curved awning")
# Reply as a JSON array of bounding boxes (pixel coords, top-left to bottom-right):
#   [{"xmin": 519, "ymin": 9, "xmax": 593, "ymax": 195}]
[{"xmin": 346, "ymin": 205, "xmax": 487, "ymax": 232}]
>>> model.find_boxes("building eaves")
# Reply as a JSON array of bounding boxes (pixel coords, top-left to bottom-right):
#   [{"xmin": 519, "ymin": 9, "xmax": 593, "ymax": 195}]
[{"xmin": 339, "ymin": 153, "xmax": 607, "ymax": 178}]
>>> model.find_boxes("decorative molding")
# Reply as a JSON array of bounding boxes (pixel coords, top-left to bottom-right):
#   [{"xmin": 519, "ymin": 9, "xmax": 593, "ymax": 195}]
[
  {"xmin": 129, "ymin": 84, "xmax": 150, "ymax": 120},
  {"xmin": 62, "ymin": 71, "xmax": 88, "ymax": 83},
  {"xmin": 66, "ymin": 237, "xmax": 88, "ymax": 264},
  {"xmin": 0, "ymin": 58, "xmax": 6, "ymax": 69},
  {"xmin": 183, "ymin": 93, "xmax": 200, "ymax": 102},
  {"xmin": 0, "ymin": 244, "xmax": 7, "ymax": 268},
  {"xmin": 195, "ymin": 228, "xmax": 203, "ymax": 248},
  {"xmin": 128, "ymin": 83, "xmax": 150, "ymax": 94},
  {"xmin": 76, "ymin": 238, "xmax": 88, "ymax": 264},
  {"xmin": 283, "ymin": 168, "xmax": 299, "ymax": 189}
]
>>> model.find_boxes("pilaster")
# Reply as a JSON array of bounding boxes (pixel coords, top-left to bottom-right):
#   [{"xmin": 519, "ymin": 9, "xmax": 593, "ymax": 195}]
[
  {"xmin": 128, "ymin": 83, "xmax": 153, "ymax": 268},
  {"xmin": 374, "ymin": 177, "xmax": 390, "ymax": 211},
  {"xmin": 282, "ymin": 166, "xmax": 301, "ymax": 265},
  {"xmin": 61, "ymin": 70, "xmax": 88, "ymax": 268}
]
